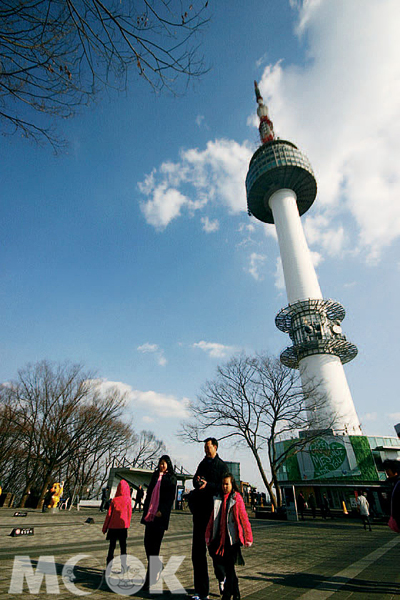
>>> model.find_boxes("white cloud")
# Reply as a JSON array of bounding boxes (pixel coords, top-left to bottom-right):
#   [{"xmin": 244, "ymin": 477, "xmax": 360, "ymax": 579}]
[
  {"xmin": 257, "ymin": 0, "xmax": 400, "ymax": 262},
  {"xmin": 137, "ymin": 342, "xmax": 158, "ymax": 353},
  {"xmin": 138, "ymin": 139, "xmax": 252, "ymax": 230},
  {"xmin": 91, "ymin": 379, "xmax": 133, "ymax": 399},
  {"xmin": 304, "ymin": 215, "xmax": 346, "ymax": 257},
  {"xmin": 192, "ymin": 341, "xmax": 235, "ymax": 359},
  {"xmin": 239, "ymin": 223, "xmax": 255, "ymax": 234},
  {"xmin": 201, "ymin": 216, "xmax": 220, "ymax": 233},
  {"xmin": 131, "ymin": 389, "xmax": 190, "ymax": 419},
  {"xmin": 196, "ymin": 115, "xmax": 205, "ymax": 127},
  {"xmin": 310, "ymin": 250, "xmax": 323, "ymax": 269},
  {"xmin": 137, "ymin": 342, "xmax": 167, "ymax": 367},
  {"xmin": 387, "ymin": 412, "xmax": 400, "ymax": 422},
  {"xmin": 363, "ymin": 412, "xmax": 378, "ymax": 422},
  {"xmin": 140, "ymin": 185, "xmax": 191, "ymax": 230},
  {"xmin": 247, "ymin": 252, "xmax": 267, "ymax": 281},
  {"xmin": 142, "ymin": 415, "xmax": 155, "ymax": 423},
  {"xmin": 93, "ymin": 379, "xmax": 190, "ymax": 419}
]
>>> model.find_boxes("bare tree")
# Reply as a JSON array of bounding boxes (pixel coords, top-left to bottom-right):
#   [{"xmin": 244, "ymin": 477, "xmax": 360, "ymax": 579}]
[
  {"xmin": 182, "ymin": 353, "xmax": 335, "ymax": 509},
  {"xmin": 0, "ymin": 0, "xmax": 209, "ymax": 149},
  {"xmin": 129, "ymin": 429, "xmax": 166, "ymax": 468},
  {"xmin": 64, "ymin": 417, "xmax": 134, "ymax": 506},
  {"xmin": 1, "ymin": 360, "xmax": 129, "ymax": 507}
]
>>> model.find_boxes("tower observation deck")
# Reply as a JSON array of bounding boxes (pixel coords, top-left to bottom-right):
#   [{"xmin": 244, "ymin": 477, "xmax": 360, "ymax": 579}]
[{"xmin": 246, "ymin": 81, "xmax": 361, "ymax": 435}]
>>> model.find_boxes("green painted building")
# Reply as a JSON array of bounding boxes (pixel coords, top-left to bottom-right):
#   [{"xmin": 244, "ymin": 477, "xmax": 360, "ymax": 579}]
[{"xmin": 275, "ymin": 433, "xmax": 400, "ymax": 514}]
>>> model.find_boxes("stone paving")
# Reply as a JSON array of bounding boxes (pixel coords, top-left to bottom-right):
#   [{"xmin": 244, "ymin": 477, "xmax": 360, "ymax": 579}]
[{"xmin": 0, "ymin": 507, "xmax": 399, "ymax": 599}]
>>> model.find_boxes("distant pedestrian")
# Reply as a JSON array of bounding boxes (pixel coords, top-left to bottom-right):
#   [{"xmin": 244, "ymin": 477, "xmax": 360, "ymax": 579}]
[
  {"xmin": 297, "ymin": 492, "xmax": 306, "ymax": 520},
  {"xmin": 100, "ymin": 486, "xmax": 110, "ymax": 512},
  {"xmin": 141, "ymin": 455, "xmax": 177, "ymax": 590},
  {"xmin": 206, "ymin": 473, "xmax": 253, "ymax": 600},
  {"xmin": 383, "ymin": 459, "xmax": 400, "ymax": 533},
  {"xmin": 308, "ymin": 493, "xmax": 317, "ymax": 519},
  {"xmin": 357, "ymin": 492, "xmax": 372, "ymax": 531},
  {"xmin": 321, "ymin": 494, "xmax": 333, "ymax": 519},
  {"xmin": 102, "ymin": 480, "xmax": 132, "ymax": 572},
  {"xmin": 133, "ymin": 485, "xmax": 144, "ymax": 512}
]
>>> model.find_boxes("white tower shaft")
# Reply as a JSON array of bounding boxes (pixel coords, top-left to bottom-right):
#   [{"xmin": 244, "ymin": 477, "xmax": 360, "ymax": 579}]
[
  {"xmin": 268, "ymin": 189, "xmax": 362, "ymax": 435},
  {"xmin": 269, "ymin": 189, "xmax": 322, "ymax": 303}
]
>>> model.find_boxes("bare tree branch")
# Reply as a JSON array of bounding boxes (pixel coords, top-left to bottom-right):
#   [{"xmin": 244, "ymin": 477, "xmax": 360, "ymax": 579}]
[{"xmin": 0, "ymin": 0, "xmax": 210, "ymax": 150}]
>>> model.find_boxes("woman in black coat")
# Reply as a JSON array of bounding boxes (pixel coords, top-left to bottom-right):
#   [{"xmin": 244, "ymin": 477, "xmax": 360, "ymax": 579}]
[{"xmin": 141, "ymin": 455, "xmax": 177, "ymax": 589}]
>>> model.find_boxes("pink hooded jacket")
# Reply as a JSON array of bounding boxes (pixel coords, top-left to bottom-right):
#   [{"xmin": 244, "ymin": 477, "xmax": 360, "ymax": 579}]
[
  {"xmin": 102, "ymin": 480, "xmax": 132, "ymax": 533},
  {"xmin": 206, "ymin": 492, "xmax": 253, "ymax": 547}
]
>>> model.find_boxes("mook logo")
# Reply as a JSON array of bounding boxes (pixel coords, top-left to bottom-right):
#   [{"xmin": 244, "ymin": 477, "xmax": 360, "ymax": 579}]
[{"xmin": 9, "ymin": 554, "xmax": 186, "ymax": 595}]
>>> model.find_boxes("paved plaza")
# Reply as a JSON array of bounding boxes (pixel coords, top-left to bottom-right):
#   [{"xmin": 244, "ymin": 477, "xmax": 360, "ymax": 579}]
[{"xmin": 0, "ymin": 507, "xmax": 399, "ymax": 599}]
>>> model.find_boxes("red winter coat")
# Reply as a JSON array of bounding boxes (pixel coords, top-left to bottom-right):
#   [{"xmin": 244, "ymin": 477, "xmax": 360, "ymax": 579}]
[
  {"xmin": 102, "ymin": 480, "xmax": 132, "ymax": 533},
  {"xmin": 206, "ymin": 491, "xmax": 253, "ymax": 547}
]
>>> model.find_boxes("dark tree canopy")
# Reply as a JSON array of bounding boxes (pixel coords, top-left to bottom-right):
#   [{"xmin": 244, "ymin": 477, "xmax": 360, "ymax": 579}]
[{"xmin": 0, "ymin": 0, "xmax": 209, "ymax": 148}]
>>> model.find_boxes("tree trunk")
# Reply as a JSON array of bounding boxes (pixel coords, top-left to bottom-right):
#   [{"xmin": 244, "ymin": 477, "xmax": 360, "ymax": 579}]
[
  {"xmin": 36, "ymin": 472, "xmax": 53, "ymax": 510},
  {"xmin": 249, "ymin": 445, "xmax": 278, "ymax": 509}
]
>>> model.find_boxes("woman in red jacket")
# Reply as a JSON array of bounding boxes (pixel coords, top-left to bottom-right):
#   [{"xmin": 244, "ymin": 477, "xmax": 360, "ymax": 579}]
[
  {"xmin": 102, "ymin": 479, "xmax": 132, "ymax": 570},
  {"xmin": 206, "ymin": 473, "xmax": 253, "ymax": 600}
]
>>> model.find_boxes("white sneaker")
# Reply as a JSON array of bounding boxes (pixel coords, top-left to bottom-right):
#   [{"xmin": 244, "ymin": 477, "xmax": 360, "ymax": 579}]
[{"xmin": 219, "ymin": 578, "xmax": 226, "ymax": 594}]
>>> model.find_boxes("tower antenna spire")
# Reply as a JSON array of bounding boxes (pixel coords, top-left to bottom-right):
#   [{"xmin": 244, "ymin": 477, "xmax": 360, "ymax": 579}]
[{"xmin": 254, "ymin": 80, "xmax": 275, "ymax": 144}]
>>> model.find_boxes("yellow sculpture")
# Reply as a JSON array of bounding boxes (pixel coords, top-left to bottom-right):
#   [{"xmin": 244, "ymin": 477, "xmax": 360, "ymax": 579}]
[{"xmin": 48, "ymin": 481, "xmax": 64, "ymax": 508}]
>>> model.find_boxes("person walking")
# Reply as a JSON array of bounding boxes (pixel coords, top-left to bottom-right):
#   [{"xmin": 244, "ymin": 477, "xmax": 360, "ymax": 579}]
[
  {"xmin": 297, "ymin": 492, "xmax": 306, "ymax": 520},
  {"xmin": 133, "ymin": 485, "xmax": 144, "ymax": 512},
  {"xmin": 141, "ymin": 455, "xmax": 177, "ymax": 590},
  {"xmin": 308, "ymin": 493, "xmax": 317, "ymax": 519},
  {"xmin": 206, "ymin": 473, "xmax": 253, "ymax": 600},
  {"xmin": 321, "ymin": 494, "xmax": 333, "ymax": 519},
  {"xmin": 100, "ymin": 486, "xmax": 110, "ymax": 512},
  {"xmin": 190, "ymin": 437, "xmax": 228, "ymax": 600},
  {"xmin": 383, "ymin": 459, "xmax": 400, "ymax": 533},
  {"xmin": 102, "ymin": 480, "xmax": 132, "ymax": 572},
  {"xmin": 357, "ymin": 492, "xmax": 372, "ymax": 531}
]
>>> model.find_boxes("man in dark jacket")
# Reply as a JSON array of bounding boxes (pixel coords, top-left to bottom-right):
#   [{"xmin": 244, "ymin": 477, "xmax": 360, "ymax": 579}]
[
  {"xmin": 133, "ymin": 485, "xmax": 144, "ymax": 512},
  {"xmin": 190, "ymin": 437, "xmax": 227, "ymax": 600},
  {"xmin": 99, "ymin": 486, "xmax": 110, "ymax": 512}
]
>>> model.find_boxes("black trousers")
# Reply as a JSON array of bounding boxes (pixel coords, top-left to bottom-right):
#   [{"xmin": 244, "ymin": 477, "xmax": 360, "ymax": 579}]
[
  {"xmin": 212, "ymin": 541, "xmax": 240, "ymax": 600},
  {"xmin": 144, "ymin": 521, "xmax": 165, "ymax": 585},
  {"xmin": 192, "ymin": 513, "xmax": 225, "ymax": 597},
  {"xmin": 133, "ymin": 499, "xmax": 143, "ymax": 512},
  {"xmin": 106, "ymin": 529, "xmax": 127, "ymax": 567},
  {"xmin": 361, "ymin": 515, "xmax": 372, "ymax": 530}
]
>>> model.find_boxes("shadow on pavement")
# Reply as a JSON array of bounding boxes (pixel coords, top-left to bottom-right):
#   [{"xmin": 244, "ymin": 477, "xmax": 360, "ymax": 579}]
[
  {"xmin": 30, "ymin": 559, "xmax": 189, "ymax": 597},
  {"xmin": 242, "ymin": 571, "xmax": 400, "ymax": 595}
]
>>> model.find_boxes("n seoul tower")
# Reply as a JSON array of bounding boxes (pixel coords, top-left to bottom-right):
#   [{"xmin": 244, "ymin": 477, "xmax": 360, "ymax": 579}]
[{"xmin": 246, "ymin": 82, "xmax": 362, "ymax": 435}]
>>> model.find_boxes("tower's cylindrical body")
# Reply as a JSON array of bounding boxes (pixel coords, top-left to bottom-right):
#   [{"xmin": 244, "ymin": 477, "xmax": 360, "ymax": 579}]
[
  {"xmin": 267, "ymin": 189, "xmax": 361, "ymax": 434},
  {"xmin": 246, "ymin": 87, "xmax": 362, "ymax": 435},
  {"xmin": 268, "ymin": 188, "xmax": 322, "ymax": 303}
]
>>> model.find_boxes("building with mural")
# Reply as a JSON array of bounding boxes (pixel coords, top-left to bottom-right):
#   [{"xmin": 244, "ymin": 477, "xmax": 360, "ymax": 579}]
[{"xmin": 275, "ymin": 432, "xmax": 400, "ymax": 514}]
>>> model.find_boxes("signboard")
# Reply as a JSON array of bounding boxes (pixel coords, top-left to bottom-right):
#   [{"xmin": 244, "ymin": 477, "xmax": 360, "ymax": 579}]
[{"xmin": 283, "ymin": 486, "xmax": 298, "ymax": 521}]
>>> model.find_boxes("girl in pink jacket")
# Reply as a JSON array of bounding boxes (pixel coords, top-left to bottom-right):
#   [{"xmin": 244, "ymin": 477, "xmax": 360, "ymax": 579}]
[
  {"xmin": 206, "ymin": 473, "xmax": 253, "ymax": 600},
  {"xmin": 102, "ymin": 479, "xmax": 132, "ymax": 570}
]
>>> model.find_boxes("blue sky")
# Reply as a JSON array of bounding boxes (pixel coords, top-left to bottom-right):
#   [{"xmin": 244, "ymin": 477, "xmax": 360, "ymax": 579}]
[{"xmin": 1, "ymin": 0, "xmax": 399, "ymax": 489}]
